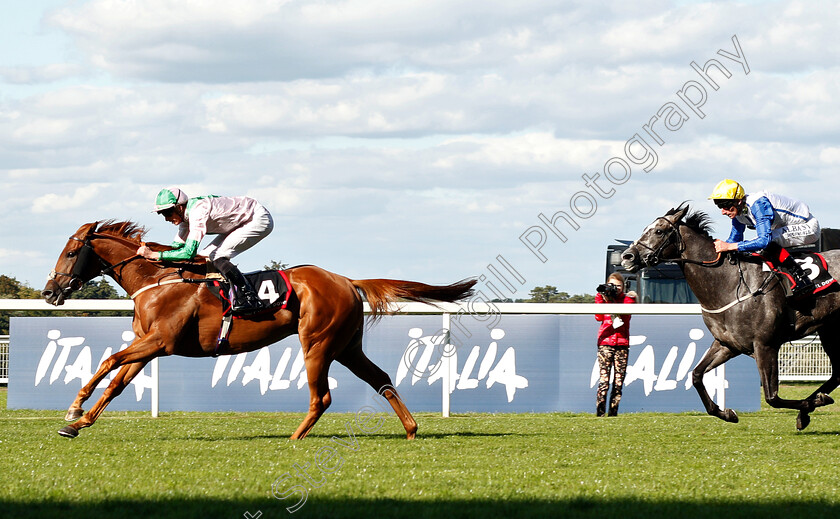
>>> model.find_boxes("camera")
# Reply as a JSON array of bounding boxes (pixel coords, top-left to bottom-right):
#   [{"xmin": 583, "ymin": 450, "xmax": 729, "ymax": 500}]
[{"xmin": 597, "ymin": 283, "xmax": 620, "ymax": 299}]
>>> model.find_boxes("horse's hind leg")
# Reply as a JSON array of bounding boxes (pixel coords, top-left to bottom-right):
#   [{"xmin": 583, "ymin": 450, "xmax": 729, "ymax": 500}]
[
  {"xmin": 289, "ymin": 348, "xmax": 334, "ymax": 440},
  {"xmin": 337, "ymin": 329, "xmax": 417, "ymax": 440},
  {"xmin": 755, "ymin": 343, "xmax": 833, "ymax": 430},
  {"xmin": 795, "ymin": 328, "xmax": 840, "ymax": 430},
  {"xmin": 58, "ymin": 361, "xmax": 148, "ymax": 438}
]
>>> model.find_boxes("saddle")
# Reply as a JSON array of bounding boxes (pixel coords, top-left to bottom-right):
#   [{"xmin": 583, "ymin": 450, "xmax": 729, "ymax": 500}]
[
  {"xmin": 207, "ymin": 269, "xmax": 292, "ymax": 315},
  {"xmin": 205, "ymin": 269, "xmax": 292, "ymax": 354},
  {"xmin": 754, "ymin": 250, "xmax": 837, "ymax": 299}
]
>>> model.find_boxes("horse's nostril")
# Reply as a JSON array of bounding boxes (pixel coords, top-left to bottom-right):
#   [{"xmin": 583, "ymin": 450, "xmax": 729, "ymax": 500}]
[{"xmin": 622, "ymin": 252, "xmax": 635, "ymax": 261}]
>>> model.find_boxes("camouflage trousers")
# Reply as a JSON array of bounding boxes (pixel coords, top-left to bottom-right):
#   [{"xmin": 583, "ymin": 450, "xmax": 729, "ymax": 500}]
[{"xmin": 596, "ymin": 344, "xmax": 629, "ymax": 416}]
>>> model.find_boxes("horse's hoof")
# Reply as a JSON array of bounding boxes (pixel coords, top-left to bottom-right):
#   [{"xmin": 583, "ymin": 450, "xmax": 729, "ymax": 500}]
[
  {"xmin": 815, "ymin": 393, "xmax": 834, "ymax": 407},
  {"xmin": 722, "ymin": 408, "xmax": 739, "ymax": 423},
  {"xmin": 58, "ymin": 426, "xmax": 79, "ymax": 438},
  {"xmin": 64, "ymin": 408, "xmax": 83, "ymax": 421},
  {"xmin": 797, "ymin": 411, "xmax": 811, "ymax": 431}
]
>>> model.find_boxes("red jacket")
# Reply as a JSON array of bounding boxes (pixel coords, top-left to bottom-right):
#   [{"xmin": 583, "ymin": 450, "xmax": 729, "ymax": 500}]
[{"xmin": 595, "ymin": 292, "xmax": 635, "ymax": 347}]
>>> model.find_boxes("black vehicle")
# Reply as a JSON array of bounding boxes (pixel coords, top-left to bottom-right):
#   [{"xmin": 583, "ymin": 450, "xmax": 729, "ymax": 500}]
[{"xmin": 605, "ymin": 242, "xmax": 698, "ymax": 304}]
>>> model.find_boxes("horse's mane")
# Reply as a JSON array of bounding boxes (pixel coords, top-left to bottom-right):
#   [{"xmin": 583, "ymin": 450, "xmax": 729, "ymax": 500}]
[
  {"xmin": 666, "ymin": 203, "xmax": 715, "ymax": 240},
  {"xmin": 94, "ymin": 220, "xmax": 148, "ymax": 243}
]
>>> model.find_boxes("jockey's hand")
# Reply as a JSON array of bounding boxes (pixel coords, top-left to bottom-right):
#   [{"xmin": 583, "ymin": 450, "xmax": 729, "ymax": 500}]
[
  {"xmin": 714, "ymin": 240, "xmax": 737, "ymax": 253},
  {"xmin": 137, "ymin": 245, "xmax": 160, "ymax": 261}
]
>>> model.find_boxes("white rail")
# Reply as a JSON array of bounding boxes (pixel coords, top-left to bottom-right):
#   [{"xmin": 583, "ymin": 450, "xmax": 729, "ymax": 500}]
[
  {"xmin": 779, "ymin": 336, "xmax": 830, "ymax": 381},
  {"xmin": 0, "ymin": 299, "xmax": 701, "ymax": 314},
  {"xmin": 0, "ymin": 299, "xmax": 135, "ymax": 311},
  {"xmin": 0, "ymin": 335, "xmax": 8, "ymax": 384},
  {"xmin": 0, "ymin": 300, "xmax": 829, "ymax": 400}
]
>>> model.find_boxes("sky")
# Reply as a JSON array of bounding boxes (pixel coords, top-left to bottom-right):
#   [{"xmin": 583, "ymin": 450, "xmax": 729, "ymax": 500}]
[{"xmin": 1, "ymin": 0, "xmax": 839, "ymax": 300}]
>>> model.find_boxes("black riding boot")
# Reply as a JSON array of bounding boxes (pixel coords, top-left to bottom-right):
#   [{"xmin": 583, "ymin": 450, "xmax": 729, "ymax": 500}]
[
  {"xmin": 213, "ymin": 258, "xmax": 264, "ymax": 314},
  {"xmin": 763, "ymin": 242, "xmax": 815, "ymax": 298}
]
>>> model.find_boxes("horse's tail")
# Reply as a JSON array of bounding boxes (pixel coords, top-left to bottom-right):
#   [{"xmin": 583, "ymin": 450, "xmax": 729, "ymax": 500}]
[{"xmin": 351, "ymin": 278, "xmax": 477, "ymax": 319}]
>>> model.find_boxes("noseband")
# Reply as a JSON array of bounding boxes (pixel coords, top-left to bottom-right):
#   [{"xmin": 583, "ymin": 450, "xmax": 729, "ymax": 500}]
[{"xmin": 634, "ymin": 217, "xmax": 722, "ymax": 268}]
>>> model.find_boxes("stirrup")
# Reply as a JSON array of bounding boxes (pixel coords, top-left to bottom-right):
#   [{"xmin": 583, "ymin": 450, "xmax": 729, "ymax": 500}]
[
  {"xmin": 789, "ymin": 279, "xmax": 815, "ymax": 299},
  {"xmin": 232, "ymin": 290, "xmax": 264, "ymax": 314}
]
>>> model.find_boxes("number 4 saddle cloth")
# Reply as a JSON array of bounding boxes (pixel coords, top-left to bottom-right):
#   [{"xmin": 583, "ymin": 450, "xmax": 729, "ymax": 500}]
[
  {"xmin": 207, "ymin": 269, "xmax": 292, "ymax": 317},
  {"xmin": 755, "ymin": 251, "xmax": 838, "ymax": 298}
]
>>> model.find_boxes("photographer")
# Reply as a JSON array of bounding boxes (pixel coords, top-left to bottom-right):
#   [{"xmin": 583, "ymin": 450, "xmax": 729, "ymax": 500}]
[{"xmin": 594, "ymin": 272, "xmax": 636, "ymax": 416}]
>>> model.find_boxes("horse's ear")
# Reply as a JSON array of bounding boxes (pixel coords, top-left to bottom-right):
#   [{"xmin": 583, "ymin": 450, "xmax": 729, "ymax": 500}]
[
  {"xmin": 672, "ymin": 204, "xmax": 690, "ymax": 222},
  {"xmin": 72, "ymin": 222, "xmax": 99, "ymax": 240}
]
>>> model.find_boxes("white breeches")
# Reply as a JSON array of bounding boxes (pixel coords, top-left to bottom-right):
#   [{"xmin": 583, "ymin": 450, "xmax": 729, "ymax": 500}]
[{"xmin": 201, "ymin": 205, "xmax": 274, "ymax": 261}]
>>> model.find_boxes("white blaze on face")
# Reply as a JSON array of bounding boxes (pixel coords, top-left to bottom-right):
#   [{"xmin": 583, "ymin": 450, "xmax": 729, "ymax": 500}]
[
  {"xmin": 641, "ymin": 220, "xmax": 659, "ymax": 236},
  {"xmin": 632, "ymin": 220, "xmax": 660, "ymax": 252}
]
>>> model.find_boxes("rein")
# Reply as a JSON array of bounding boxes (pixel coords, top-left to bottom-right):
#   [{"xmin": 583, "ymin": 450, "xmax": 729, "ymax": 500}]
[
  {"xmin": 635, "ymin": 217, "xmax": 722, "ymax": 268},
  {"xmin": 636, "ymin": 216, "xmax": 778, "ymax": 313},
  {"xmin": 52, "ymin": 230, "xmax": 197, "ymax": 299}
]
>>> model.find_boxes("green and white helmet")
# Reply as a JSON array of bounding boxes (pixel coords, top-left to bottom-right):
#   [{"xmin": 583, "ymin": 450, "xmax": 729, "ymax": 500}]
[{"xmin": 153, "ymin": 187, "xmax": 189, "ymax": 213}]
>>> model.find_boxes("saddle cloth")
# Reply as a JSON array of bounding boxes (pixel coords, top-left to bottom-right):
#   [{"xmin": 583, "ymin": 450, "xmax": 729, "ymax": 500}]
[
  {"xmin": 755, "ymin": 251, "xmax": 838, "ymax": 298},
  {"xmin": 207, "ymin": 269, "xmax": 292, "ymax": 316}
]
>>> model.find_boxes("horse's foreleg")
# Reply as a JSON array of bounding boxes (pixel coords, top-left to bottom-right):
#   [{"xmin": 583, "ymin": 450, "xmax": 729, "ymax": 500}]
[
  {"xmin": 692, "ymin": 339, "xmax": 740, "ymax": 423},
  {"xmin": 290, "ymin": 356, "xmax": 332, "ymax": 440},
  {"xmin": 59, "ymin": 361, "xmax": 148, "ymax": 438},
  {"xmin": 63, "ymin": 333, "xmax": 165, "ymax": 424}
]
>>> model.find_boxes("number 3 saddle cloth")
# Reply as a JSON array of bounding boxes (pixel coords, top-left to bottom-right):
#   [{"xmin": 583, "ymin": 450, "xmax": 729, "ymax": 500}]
[{"xmin": 756, "ymin": 251, "xmax": 837, "ymax": 299}]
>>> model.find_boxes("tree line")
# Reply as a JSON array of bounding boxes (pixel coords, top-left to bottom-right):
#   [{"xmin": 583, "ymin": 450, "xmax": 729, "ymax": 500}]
[
  {"xmin": 497, "ymin": 285, "xmax": 594, "ymax": 304},
  {"xmin": 522, "ymin": 286, "xmax": 595, "ymax": 303},
  {"xmin": 0, "ymin": 275, "xmax": 129, "ymax": 335}
]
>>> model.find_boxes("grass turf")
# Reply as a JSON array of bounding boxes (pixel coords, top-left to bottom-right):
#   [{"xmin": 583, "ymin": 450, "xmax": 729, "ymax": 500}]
[{"xmin": 2, "ymin": 385, "xmax": 840, "ymax": 518}]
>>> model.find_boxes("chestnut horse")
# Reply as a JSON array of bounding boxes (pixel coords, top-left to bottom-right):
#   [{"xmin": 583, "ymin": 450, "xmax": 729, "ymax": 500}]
[{"xmin": 41, "ymin": 221, "xmax": 476, "ymax": 439}]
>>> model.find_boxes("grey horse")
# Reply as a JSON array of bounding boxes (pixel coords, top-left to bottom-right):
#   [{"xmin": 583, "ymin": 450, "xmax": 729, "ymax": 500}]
[{"xmin": 621, "ymin": 204, "xmax": 839, "ymax": 430}]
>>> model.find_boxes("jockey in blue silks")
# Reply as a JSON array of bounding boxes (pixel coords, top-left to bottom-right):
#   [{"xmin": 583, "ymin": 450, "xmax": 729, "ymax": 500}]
[{"xmin": 709, "ymin": 179, "xmax": 820, "ymax": 298}]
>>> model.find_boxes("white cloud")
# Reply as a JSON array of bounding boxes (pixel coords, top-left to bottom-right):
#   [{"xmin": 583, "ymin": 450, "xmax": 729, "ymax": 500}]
[
  {"xmin": 31, "ymin": 185, "xmax": 104, "ymax": 214},
  {"xmin": 1, "ymin": 1, "xmax": 840, "ymax": 296},
  {"xmin": 41, "ymin": 0, "xmax": 763, "ymax": 81},
  {"xmin": 0, "ymin": 63, "xmax": 84, "ymax": 84}
]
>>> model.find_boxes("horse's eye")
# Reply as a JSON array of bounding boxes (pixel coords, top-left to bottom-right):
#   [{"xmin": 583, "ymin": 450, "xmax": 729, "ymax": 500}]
[
  {"xmin": 67, "ymin": 250, "xmax": 77, "ymax": 258},
  {"xmin": 654, "ymin": 229, "xmax": 664, "ymax": 235}
]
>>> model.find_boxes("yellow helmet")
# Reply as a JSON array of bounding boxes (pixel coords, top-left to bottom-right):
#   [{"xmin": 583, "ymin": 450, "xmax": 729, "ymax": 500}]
[{"xmin": 709, "ymin": 179, "xmax": 745, "ymax": 200}]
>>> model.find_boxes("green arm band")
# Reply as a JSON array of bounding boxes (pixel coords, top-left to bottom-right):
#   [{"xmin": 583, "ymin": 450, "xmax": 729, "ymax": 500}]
[{"xmin": 159, "ymin": 239, "xmax": 200, "ymax": 261}]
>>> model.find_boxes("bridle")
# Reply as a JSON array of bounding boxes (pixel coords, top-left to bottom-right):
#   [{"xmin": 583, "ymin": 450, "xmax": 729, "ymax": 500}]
[
  {"xmin": 48, "ymin": 234, "xmax": 140, "ymax": 297},
  {"xmin": 634, "ymin": 217, "xmax": 722, "ymax": 268},
  {"xmin": 631, "ymin": 213, "xmax": 784, "ymax": 314}
]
